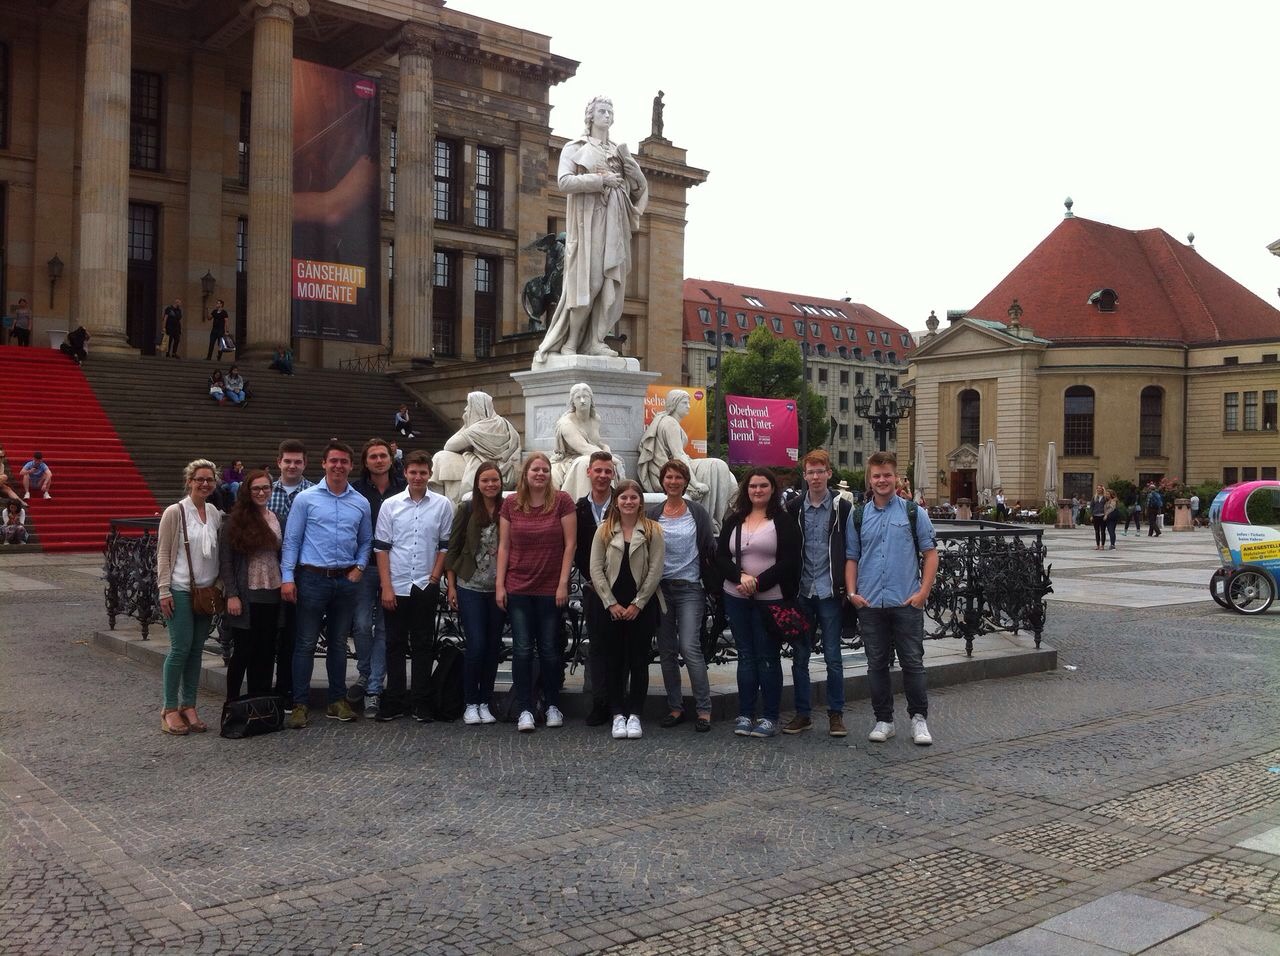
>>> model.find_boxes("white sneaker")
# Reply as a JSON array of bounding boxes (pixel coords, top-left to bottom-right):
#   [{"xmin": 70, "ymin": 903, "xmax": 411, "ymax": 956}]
[
  {"xmin": 477, "ymin": 703, "xmax": 496, "ymax": 724},
  {"xmin": 626, "ymin": 715, "xmax": 643, "ymax": 739},
  {"xmin": 911, "ymin": 714, "xmax": 933, "ymax": 746},
  {"xmin": 22, "ymin": 492, "xmax": 29, "ymax": 500},
  {"xmin": 612, "ymin": 715, "xmax": 628, "ymax": 739},
  {"xmin": 544, "ymin": 705, "xmax": 564, "ymax": 728},
  {"xmin": 43, "ymin": 492, "xmax": 51, "ymax": 499},
  {"xmin": 517, "ymin": 710, "xmax": 535, "ymax": 732},
  {"xmin": 868, "ymin": 721, "xmax": 895, "ymax": 742},
  {"xmin": 463, "ymin": 704, "xmax": 481, "ymax": 725},
  {"xmin": 363, "ymin": 694, "xmax": 379, "ymax": 719}
]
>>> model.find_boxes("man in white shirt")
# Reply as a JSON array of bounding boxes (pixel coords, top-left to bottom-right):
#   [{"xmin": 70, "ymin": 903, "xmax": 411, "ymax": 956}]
[{"xmin": 374, "ymin": 451, "xmax": 454, "ymax": 722}]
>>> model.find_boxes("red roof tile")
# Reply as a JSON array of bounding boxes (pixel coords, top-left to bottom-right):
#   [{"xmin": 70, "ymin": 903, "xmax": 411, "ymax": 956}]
[
  {"xmin": 968, "ymin": 216, "xmax": 1280, "ymax": 346},
  {"xmin": 682, "ymin": 278, "xmax": 914, "ymax": 358}
]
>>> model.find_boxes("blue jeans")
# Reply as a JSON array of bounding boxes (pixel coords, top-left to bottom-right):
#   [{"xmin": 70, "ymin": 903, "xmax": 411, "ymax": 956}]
[
  {"xmin": 225, "ymin": 388, "xmax": 245, "ymax": 404},
  {"xmin": 657, "ymin": 580, "xmax": 711, "ymax": 714},
  {"xmin": 457, "ymin": 586, "xmax": 504, "ymax": 706},
  {"xmin": 292, "ymin": 570, "xmax": 357, "ymax": 705},
  {"xmin": 351, "ymin": 565, "xmax": 386, "ymax": 694},
  {"xmin": 792, "ymin": 593, "xmax": 845, "ymax": 715},
  {"xmin": 507, "ymin": 593, "xmax": 563, "ymax": 712},
  {"xmin": 858, "ymin": 605, "xmax": 928, "ymax": 722},
  {"xmin": 723, "ymin": 592, "xmax": 781, "ymax": 722}
]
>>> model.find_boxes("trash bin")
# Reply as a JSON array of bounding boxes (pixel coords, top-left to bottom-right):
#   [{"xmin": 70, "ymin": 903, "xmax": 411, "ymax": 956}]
[{"xmin": 47, "ymin": 329, "xmax": 68, "ymax": 350}]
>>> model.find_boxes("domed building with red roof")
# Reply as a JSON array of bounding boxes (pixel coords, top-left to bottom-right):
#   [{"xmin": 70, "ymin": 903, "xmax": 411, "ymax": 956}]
[{"xmin": 909, "ymin": 202, "xmax": 1280, "ymax": 506}]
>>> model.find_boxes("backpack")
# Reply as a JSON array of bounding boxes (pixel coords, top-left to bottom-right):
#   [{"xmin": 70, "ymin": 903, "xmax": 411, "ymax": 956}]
[
  {"xmin": 850, "ymin": 498, "xmax": 921, "ymax": 560},
  {"xmin": 424, "ymin": 640, "xmax": 465, "ymax": 721}
]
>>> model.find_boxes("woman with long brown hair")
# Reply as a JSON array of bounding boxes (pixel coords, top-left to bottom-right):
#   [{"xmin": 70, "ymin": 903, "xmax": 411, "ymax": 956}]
[
  {"xmin": 218, "ymin": 469, "xmax": 282, "ymax": 700},
  {"xmin": 445, "ymin": 460, "xmax": 506, "ymax": 725},
  {"xmin": 496, "ymin": 451, "xmax": 576, "ymax": 733}
]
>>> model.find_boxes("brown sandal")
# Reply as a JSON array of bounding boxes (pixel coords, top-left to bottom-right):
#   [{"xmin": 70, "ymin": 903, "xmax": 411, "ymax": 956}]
[
  {"xmin": 161, "ymin": 708, "xmax": 189, "ymax": 736},
  {"xmin": 178, "ymin": 707, "xmax": 208, "ymax": 733}
]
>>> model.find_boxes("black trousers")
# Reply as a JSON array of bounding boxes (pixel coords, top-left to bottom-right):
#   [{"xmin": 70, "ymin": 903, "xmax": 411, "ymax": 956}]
[
  {"xmin": 383, "ymin": 583, "xmax": 440, "ymax": 715},
  {"xmin": 583, "ymin": 587, "xmax": 609, "ymax": 710},
  {"xmin": 604, "ymin": 602, "xmax": 658, "ymax": 717},
  {"xmin": 274, "ymin": 601, "xmax": 297, "ymax": 699},
  {"xmin": 206, "ymin": 327, "xmax": 226, "ymax": 361},
  {"xmin": 227, "ymin": 601, "xmax": 278, "ymax": 700}
]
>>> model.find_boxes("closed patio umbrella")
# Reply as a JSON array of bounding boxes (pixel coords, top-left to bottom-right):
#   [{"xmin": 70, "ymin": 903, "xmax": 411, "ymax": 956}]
[
  {"xmin": 986, "ymin": 439, "xmax": 1001, "ymax": 503},
  {"xmin": 976, "ymin": 441, "xmax": 992, "ymax": 508},
  {"xmin": 914, "ymin": 441, "xmax": 928, "ymax": 506},
  {"xmin": 1044, "ymin": 441, "xmax": 1058, "ymax": 509}
]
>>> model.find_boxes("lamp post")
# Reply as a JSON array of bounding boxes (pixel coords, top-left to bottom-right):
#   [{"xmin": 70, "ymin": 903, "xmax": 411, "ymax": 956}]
[
  {"xmin": 700, "ymin": 288, "xmax": 724, "ymax": 450},
  {"xmin": 47, "ymin": 254, "xmax": 64, "ymax": 308},
  {"xmin": 799, "ymin": 317, "xmax": 809, "ymax": 453},
  {"xmin": 200, "ymin": 270, "xmax": 217, "ymax": 309},
  {"xmin": 852, "ymin": 379, "xmax": 915, "ymax": 452}
]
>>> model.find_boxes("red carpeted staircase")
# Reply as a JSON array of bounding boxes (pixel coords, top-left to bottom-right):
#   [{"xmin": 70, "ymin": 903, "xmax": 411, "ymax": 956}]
[{"xmin": 0, "ymin": 346, "xmax": 159, "ymax": 551}]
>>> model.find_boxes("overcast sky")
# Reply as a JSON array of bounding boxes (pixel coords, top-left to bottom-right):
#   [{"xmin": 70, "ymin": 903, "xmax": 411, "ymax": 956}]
[{"xmin": 448, "ymin": 0, "xmax": 1279, "ymax": 335}]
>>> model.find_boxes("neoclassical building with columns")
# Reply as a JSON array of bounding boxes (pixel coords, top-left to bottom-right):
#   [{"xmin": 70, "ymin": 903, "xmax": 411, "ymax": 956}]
[{"xmin": 0, "ymin": 0, "xmax": 705, "ymax": 381}]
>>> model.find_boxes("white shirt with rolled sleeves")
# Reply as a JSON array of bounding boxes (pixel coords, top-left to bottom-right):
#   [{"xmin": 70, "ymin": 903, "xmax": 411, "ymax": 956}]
[{"xmin": 373, "ymin": 488, "xmax": 454, "ymax": 596}]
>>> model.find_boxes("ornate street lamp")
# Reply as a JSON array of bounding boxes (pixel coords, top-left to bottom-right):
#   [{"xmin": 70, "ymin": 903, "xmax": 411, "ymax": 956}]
[
  {"xmin": 200, "ymin": 270, "xmax": 217, "ymax": 307},
  {"xmin": 700, "ymin": 287, "xmax": 724, "ymax": 450},
  {"xmin": 47, "ymin": 253, "xmax": 64, "ymax": 308},
  {"xmin": 853, "ymin": 379, "xmax": 914, "ymax": 452}
]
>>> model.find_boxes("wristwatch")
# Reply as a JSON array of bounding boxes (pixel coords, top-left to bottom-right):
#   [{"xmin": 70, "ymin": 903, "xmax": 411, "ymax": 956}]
[{"xmin": 355, "ymin": 564, "xmax": 366, "ymax": 572}]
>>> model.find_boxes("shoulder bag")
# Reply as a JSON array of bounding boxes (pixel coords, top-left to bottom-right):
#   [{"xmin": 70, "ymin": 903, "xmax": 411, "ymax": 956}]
[{"xmin": 219, "ymin": 695, "xmax": 283, "ymax": 738}]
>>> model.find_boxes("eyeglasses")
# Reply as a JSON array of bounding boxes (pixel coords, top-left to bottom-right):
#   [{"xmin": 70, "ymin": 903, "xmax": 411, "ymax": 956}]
[
  {"xmin": 250, "ymin": 486, "xmax": 271, "ymax": 494},
  {"xmin": 192, "ymin": 477, "xmax": 216, "ymax": 484}
]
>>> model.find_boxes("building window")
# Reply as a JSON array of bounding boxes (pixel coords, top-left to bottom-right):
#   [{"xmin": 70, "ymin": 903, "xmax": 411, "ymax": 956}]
[
  {"xmin": 838, "ymin": 396, "xmax": 849, "ymax": 412},
  {"xmin": 771, "ymin": 318, "xmax": 782, "ymax": 332},
  {"xmin": 475, "ymin": 256, "xmax": 498, "ymax": 357},
  {"xmin": 854, "ymin": 425, "xmax": 864, "ymax": 440},
  {"xmin": 723, "ymin": 332, "xmax": 735, "ymax": 347},
  {"xmin": 794, "ymin": 320, "xmax": 805, "ymax": 335},
  {"xmin": 1264, "ymin": 390, "xmax": 1277, "ymax": 431},
  {"xmin": 855, "ymin": 372, "xmax": 864, "ymax": 386},
  {"xmin": 1241, "ymin": 466, "xmax": 1260, "ymax": 482},
  {"xmin": 810, "ymin": 322, "xmax": 821, "ymax": 337},
  {"xmin": 433, "ymin": 138, "xmax": 458, "ymax": 221},
  {"xmin": 475, "ymin": 145, "xmax": 500, "ymax": 228},
  {"xmin": 1088, "ymin": 288, "xmax": 1118, "ymax": 312},
  {"xmin": 698, "ymin": 307, "xmax": 710, "ymax": 325},
  {"xmin": 736, "ymin": 312, "xmax": 747, "ymax": 328},
  {"xmin": 838, "ymin": 423, "xmax": 848, "ymax": 439},
  {"xmin": 901, "ymin": 333, "xmax": 911, "ymax": 348},
  {"xmin": 853, "ymin": 451, "xmax": 863, "ymax": 466},
  {"xmin": 718, "ymin": 310, "xmax": 727, "ymax": 327},
  {"xmin": 1224, "ymin": 392, "xmax": 1239, "ymax": 431},
  {"xmin": 130, "ymin": 71, "xmax": 163, "ymax": 170},
  {"xmin": 838, "ymin": 451, "xmax": 848, "ymax": 467},
  {"xmin": 754, "ymin": 315, "xmax": 765, "ymax": 326},
  {"xmin": 881, "ymin": 331, "xmax": 891, "ymax": 345},
  {"xmin": 1223, "ymin": 467, "xmax": 1239, "ymax": 485},
  {"xmin": 1263, "ymin": 466, "xmax": 1278, "ymax": 481},
  {"xmin": 866, "ymin": 329, "xmax": 876, "ymax": 343},
  {"xmin": 703, "ymin": 331, "xmax": 715, "ymax": 344},
  {"xmin": 872, "ymin": 349, "xmax": 882, "ymax": 363},
  {"xmin": 1063, "ymin": 385, "xmax": 1095, "ymax": 455},
  {"xmin": 1244, "ymin": 391, "xmax": 1259, "ymax": 430},
  {"xmin": 388, "ymin": 126, "xmax": 397, "ymax": 212},
  {"xmin": 432, "ymin": 249, "xmax": 457, "ymax": 356},
  {"xmin": 1062, "ymin": 472, "xmax": 1094, "ymax": 502},
  {"xmin": 818, "ymin": 368, "xmax": 828, "ymax": 384},
  {"xmin": 127, "ymin": 203, "xmax": 156, "ymax": 262},
  {"xmin": 1224, "ymin": 356, "xmax": 1239, "ymax": 366},
  {"xmin": 1263, "ymin": 353, "xmax": 1278, "ymax": 363},
  {"xmin": 957, "ymin": 389, "xmax": 980, "ymax": 447},
  {"xmin": 831, "ymin": 325, "xmax": 842, "ymax": 340},
  {"xmin": 840, "ymin": 370, "xmax": 849, "ymax": 386},
  {"xmin": 743, "ymin": 295, "xmax": 764, "ymax": 308},
  {"xmin": 235, "ymin": 217, "xmax": 247, "ymax": 273},
  {"xmin": 237, "ymin": 91, "xmax": 250, "ymax": 186},
  {"xmin": 1139, "ymin": 386, "xmax": 1163, "ymax": 456},
  {"xmin": 887, "ymin": 351, "xmax": 897, "ymax": 364},
  {"xmin": 816, "ymin": 343, "xmax": 828, "ymax": 357}
]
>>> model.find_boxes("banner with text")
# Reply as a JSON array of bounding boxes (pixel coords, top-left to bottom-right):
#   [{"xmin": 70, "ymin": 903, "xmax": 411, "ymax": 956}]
[
  {"xmin": 291, "ymin": 59, "xmax": 381, "ymax": 343},
  {"xmin": 725, "ymin": 395, "xmax": 799, "ymax": 467},
  {"xmin": 644, "ymin": 385, "xmax": 708, "ymax": 457}
]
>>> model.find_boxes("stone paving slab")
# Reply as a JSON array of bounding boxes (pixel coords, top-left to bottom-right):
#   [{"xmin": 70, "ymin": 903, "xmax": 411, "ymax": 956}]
[
  {"xmin": 1237, "ymin": 824, "xmax": 1280, "ymax": 855},
  {"xmin": 1046, "ymin": 580, "xmax": 1210, "ymax": 607},
  {"xmin": 1090, "ymin": 568, "xmax": 1220, "ymax": 587},
  {"xmin": 968, "ymin": 926, "xmax": 1126, "ymax": 954},
  {"xmin": 1035, "ymin": 892, "xmax": 1209, "ymax": 952},
  {"xmin": 1142, "ymin": 918, "xmax": 1280, "ymax": 954},
  {"xmin": 0, "ymin": 570, "xmax": 61, "ymax": 591}
]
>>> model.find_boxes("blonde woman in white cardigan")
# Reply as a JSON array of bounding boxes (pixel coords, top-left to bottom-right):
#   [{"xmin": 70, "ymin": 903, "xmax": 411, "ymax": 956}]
[
  {"xmin": 156, "ymin": 459, "xmax": 223, "ymax": 735},
  {"xmin": 589, "ymin": 479, "xmax": 665, "ymax": 740}
]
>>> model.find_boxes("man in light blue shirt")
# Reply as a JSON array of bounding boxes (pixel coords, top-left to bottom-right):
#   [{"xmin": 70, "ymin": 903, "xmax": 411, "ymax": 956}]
[
  {"xmin": 845, "ymin": 450, "xmax": 938, "ymax": 746},
  {"xmin": 282, "ymin": 440, "xmax": 372, "ymax": 728}
]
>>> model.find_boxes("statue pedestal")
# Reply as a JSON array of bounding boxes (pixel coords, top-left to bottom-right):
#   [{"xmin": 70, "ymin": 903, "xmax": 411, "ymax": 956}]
[{"xmin": 512, "ymin": 357, "xmax": 660, "ymax": 482}]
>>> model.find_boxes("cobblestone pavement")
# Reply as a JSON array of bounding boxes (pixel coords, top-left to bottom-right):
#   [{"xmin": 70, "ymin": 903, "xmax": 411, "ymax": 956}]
[{"xmin": 2, "ymin": 529, "xmax": 1279, "ymax": 954}]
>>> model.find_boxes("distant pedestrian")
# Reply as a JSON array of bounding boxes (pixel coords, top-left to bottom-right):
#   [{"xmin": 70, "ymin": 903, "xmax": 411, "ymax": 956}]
[
  {"xmin": 393, "ymin": 404, "xmax": 418, "ymax": 439},
  {"xmin": 1, "ymin": 501, "xmax": 27, "ymax": 545},
  {"xmin": 11, "ymin": 298, "xmax": 32, "ymax": 347},
  {"xmin": 1146, "ymin": 482, "xmax": 1164, "ymax": 537},
  {"xmin": 20, "ymin": 452, "xmax": 53, "ymax": 500},
  {"xmin": 59, "ymin": 325, "xmax": 90, "ymax": 365},
  {"xmin": 1091, "ymin": 484, "xmax": 1107, "ymax": 550},
  {"xmin": 281, "ymin": 440, "xmax": 372, "ymax": 729},
  {"xmin": 163, "ymin": 298, "xmax": 183, "ymax": 358},
  {"xmin": 846, "ymin": 451, "xmax": 938, "ymax": 746},
  {"xmin": 1190, "ymin": 493, "xmax": 1201, "ymax": 528},
  {"xmin": 1122, "ymin": 487, "xmax": 1141, "ymax": 536},
  {"xmin": 1104, "ymin": 489, "xmax": 1118, "ymax": 549},
  {"xmin": 205, "ymin": 299, "xmax": 230, "ymax": 361}
]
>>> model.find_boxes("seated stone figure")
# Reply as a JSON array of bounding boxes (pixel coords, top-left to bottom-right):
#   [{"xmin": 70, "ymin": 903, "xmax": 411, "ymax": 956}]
[
  {"xmin": 637, "ymin": 388, "xmax": 735, "ymax": 531},
  {"xmin": 550, "ymin": 382, "xmax": 624, "ymax": 500},
  {"xmin": 431, "ymin": 391, "xmax": 522, "ymax": 503}
]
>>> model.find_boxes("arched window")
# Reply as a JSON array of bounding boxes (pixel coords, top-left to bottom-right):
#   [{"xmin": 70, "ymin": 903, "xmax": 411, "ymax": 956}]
[
  {"xmin": 722, "ymin": 332, "xmax": 735, "ymax": 347},
  {"xmin": 872, "ymin": 349, "xmax": 882, "ymax": 363},
  {"xmin": 703, "ymin": 330, "xmax": 716, "ymax": 344},
  {"xmin": 958, "ymin": 389, "xmax": 980, "ymax": 447},
  {"xmin": 1140, "ymin": 386, "xmax": 1163, "ymax": 456},
  {"xmin": 1064, "ymin": 385, "xmax": 1095, "ymax": 455},
  {"xmin": 816, "ymin": 343, "xmax": 828, "ymax": 357}
]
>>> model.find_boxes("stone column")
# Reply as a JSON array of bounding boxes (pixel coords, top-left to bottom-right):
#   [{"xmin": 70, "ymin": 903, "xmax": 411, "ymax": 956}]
[
  {"xmin": 244, "ymin": 0, "xmax": 308, "ymax": 360},
  {"xmin": 389, "ymin": 26, "xmax": 435, "ymax": 365},
  {"xmin": 77, "ymin": 0, "xmax": 133, "ymax": 353}
]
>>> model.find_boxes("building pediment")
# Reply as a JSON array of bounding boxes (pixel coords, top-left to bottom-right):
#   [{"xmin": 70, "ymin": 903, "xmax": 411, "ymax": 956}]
[
  {"xmin": 946, "ymin": 443, "xmax": 981, "ymax": 471},
  {"xmin": 913, "ymin": 319, "xmax": 1047, "ymax": 361}
]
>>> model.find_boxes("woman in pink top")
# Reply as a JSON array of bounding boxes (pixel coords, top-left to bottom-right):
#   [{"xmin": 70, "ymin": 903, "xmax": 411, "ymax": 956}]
[
  {"xmin": 217, "ymin": 470, "xmax": 282, "ymax": 701},
  {"xmin": 496, "ymin": 452, "xmax": 577, "ymax": 733}
]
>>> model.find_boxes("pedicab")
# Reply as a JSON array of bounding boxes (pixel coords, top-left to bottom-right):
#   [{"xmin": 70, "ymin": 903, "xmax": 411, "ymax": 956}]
[{"xmin": 1207, "ymin": 481, "xmax": 1280, "ymax": 614}]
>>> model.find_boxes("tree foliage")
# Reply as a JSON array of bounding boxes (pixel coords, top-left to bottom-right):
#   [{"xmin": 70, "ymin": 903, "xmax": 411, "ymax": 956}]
[{"xmin": 710, "ymin": 326, "xmax": 830, "ymax": 454}]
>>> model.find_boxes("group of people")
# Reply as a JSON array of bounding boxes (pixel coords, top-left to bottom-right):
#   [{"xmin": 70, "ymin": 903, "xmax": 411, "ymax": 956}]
[
  {"xmin": 155, "ymin": 438, "xmax": 939, "ymax": 747},
  {"xmin": 208, "ymin": 366, "xmax": 249, "ymax": 406}
]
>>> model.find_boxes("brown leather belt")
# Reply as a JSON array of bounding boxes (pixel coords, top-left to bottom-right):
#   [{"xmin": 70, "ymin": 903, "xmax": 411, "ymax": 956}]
[{"xmin": 297, "ymin": 563, "xmax": 356, "ymax": 578}]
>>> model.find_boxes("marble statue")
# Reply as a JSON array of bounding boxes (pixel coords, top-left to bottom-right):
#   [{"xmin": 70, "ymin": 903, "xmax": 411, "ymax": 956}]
[
  {"xmin": 550, "ymin": 383, "xmax": 625, "ymax": 499},
  {"xmin": 430, "ymin": 391, "xmax": 522, "ymax": 503},
  {"xmin": 636, "ymin": 389, "xmax": 736, "ymax": 531},
  {"xmin": 651, "ymin": 90, "xmax": 665, "ymax": 138},
  {"xmin": 533, "ymin": 96, "xmax": 649, "ymax": 366}
]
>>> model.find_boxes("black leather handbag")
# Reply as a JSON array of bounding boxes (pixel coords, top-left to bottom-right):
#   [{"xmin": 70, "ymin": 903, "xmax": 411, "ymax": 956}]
[{"xmin": 219, "ymin": 696, "xmax": 284, "ymax": 739}]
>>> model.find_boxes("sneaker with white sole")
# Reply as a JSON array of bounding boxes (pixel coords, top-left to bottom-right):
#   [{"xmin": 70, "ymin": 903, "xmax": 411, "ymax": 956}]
[
  {"xmin": 544, "ymin": 705, "xmax": 564, "ymax": 728},
  {"xmin": 517, "ymin": 710, "xmax": 535, "ymax": 732},
  {"xmin": 363, "ymin": 694, "xmax": 379, "ymax": 719},
  {"xmin": 867, "ymin": 721, "xmax": 895, "ymax": 742},
  {"xmin": 733, "ymin": 716, "xmax": 754, "ymax": 736},
  {"xmin": 43, "ymin": 492, "xmax": 52, "ymax": 499},
  {"xmin": 626, "ymin": 715, "xmax": 643, "ymax": 739},
  {"xmin": 612, "ymin": 715, "xmax": 628, "ymax": 739},
  {"xmin": 910, "ymin": 714, "xmax": 933, "ymax": 746},
  {"xmin": 477, "ymin": 703, "xmax": 496, "ymax": 724},
  {"xmin": 463, "ymin": 704, "xmax": 481, "ymax": 725},
  {"xmin": 749, "ymin": 718, "xmax": 777, "ymax": 738}
]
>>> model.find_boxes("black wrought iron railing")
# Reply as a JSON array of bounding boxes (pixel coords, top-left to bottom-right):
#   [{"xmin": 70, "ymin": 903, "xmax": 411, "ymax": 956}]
[
  {"xmin": 337, "ymin": 351, "xmax": 393, "ymax": 373},
  {"xmin": 104, "ymin": 517, "xmax": 163, "ymax": 639}
]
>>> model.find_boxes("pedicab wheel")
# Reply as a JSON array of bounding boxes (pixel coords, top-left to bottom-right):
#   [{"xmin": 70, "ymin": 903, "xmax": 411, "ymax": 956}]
[
  {"xmin": 1209, "ymin": 567, "xmax": 1231, "ymax": 610},
  {"xmin": 1225, "ymin": 567, "xmax": 1275, "ymax": 615}
]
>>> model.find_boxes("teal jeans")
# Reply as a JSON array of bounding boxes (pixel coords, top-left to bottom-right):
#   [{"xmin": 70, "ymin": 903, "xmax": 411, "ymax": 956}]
[{"xmin": 163, "ymin": 590, "xmax": 212, "ymax": 708}]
